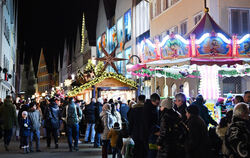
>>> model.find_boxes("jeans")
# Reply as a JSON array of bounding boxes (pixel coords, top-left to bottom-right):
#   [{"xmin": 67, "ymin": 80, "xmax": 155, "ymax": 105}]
[
  {"xmin": 112, "ymin": 147, "xmax": 122, "ymax": 158},
  {"xmin": 4, "ymin": 129, "xmax": 13, "ymax": 146},
  {"xmin": 67, "ymin": 123, "xmax": 79, "ymax": 149},
  {"xmin": 30, "ymin": 129, "xmax": 40, "ymax": 150},
  {"xmin": 46, "ymin": 128, "xmax": 58, "ymax": 147},
  {"xmin": 21, "ymin": 136, "xmax": 29, "ymax": 147},
  {"xmin": 102, "ymin": 140, "xmax": 110, "ymax": 158},
  {"xmin": 94, "ymin": 132, "xmax": 101, "ymax": 147},
  {"xmin": 84, "ymin": 123, "xmax": 95, "ymax": 142}
]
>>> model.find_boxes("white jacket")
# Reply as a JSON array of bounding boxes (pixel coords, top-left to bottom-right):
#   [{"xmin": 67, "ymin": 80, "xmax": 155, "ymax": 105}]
[{"xmin": 100, "ymin": 110, "xmax": 114, "ymax": 140}]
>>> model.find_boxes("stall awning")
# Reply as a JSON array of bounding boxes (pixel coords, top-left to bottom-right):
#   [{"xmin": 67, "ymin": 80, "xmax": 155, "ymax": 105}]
[
  {"xmin": 190, "ymin": 58, "xmax": 243, "ymax": 66},
  {"xmin": 145, "ymin": 58, "xmax": 191, "ymax": 67}
]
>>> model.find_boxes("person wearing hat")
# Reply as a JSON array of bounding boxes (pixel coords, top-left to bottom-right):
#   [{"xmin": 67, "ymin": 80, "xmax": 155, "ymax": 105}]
[
  {"xmin": 225, "ymin": 93, "xmax": 233, "ymax": 107},
  {"xmin": 20, "ymin": 111, "xmax": 31, "ymax": 153},
  {"xmin": 185, "ymin": 105, "xmax": 210, "ymax": 158},
  {"xmin": 28, "ymin": 102, "xmax": 42, "ymax": 152},
  {"xmin": 157, "ymin": 97, "xmax": 187, "ymax": 158}
]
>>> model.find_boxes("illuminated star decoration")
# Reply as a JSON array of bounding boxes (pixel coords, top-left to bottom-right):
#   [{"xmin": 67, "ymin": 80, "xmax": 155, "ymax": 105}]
[{"xmin": 96, "ymin": 44, "xmax": 127, "ymax": 74}]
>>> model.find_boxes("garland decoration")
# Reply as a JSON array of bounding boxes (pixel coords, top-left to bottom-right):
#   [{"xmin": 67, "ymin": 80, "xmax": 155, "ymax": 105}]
[{"xmin": 68, "ymin": 72, "xmax": 137, "ymax": 96}]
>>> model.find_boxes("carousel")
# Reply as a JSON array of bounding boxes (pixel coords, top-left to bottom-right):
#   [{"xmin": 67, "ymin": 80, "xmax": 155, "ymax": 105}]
[{"xmin": 128, "ymin": 9, "xmax": 250, "ymax": 120}]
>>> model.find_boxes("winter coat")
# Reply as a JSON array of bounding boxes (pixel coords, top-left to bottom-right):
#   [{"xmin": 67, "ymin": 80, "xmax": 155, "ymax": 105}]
[
  {"xmin": 143, "ymin": 99, "xmax": 160, "ymax": 139},
  {"xmin": 63, "ymin": 101, "xmax": 82, "ymax": 125},
  {"xmin": 174, "ymin": 103, "xmax": 187, "ymax": 122},
  {"xmin": 0, "ymin": 100, "xmax": 17, "ymax": 130},
  {"xmin": 128, "ymin": 102, "xmax": 145, "ymax": 141},
  {"xmin": 157, "ymin": 108, "xmax": 186, "ymax": 158},
  {"xmin": 84, "ymin": 102, "xmax": 96, "ymax": 123},
  {"xmin": 190, "ymin": 101, "xmax": 218, "ymax": 126},
  {"xmin": 20, "ymin": 118, "xmax": 31, "ymax": 137},
  {"xmin": 44, "ymin": 102, "xmax": 60, "ymax": 129},
  {"xmin": 120, "ymin": 103, "xmax": 129, "ymax": 122},
  {"xmin": 107, "ymin": 127, "xmax": 121, "ymax": 147},
  {"xmin": 185, "ymin": 115, "xmax": 210, "ymax": 158},
  {"xmin": 225, "ymin": 117, "xmax": 250, "ymax": 158},
  {"xmin": 95, "ymin": 102, "xmax": 103, "ymax": 123},
  {"xmin": 28, "ymin": 109, "xmax": 41, "ymax": 131},
  {"xmin": 100, "ymin": 109, "xmax": 114, "ymax": 140},
  {"xmin": 216, "ymin": 126, "xmax": 229, "ymax": 156}
]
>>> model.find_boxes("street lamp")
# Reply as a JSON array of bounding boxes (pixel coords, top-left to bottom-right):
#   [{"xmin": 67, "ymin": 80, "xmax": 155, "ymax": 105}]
[{"xmin": 71, "ymin": 74, "xmax": 75, "ymax": 80}]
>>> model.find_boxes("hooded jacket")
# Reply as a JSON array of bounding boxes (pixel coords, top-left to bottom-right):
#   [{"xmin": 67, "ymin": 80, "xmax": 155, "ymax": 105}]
[
  {"xmin": 0, "ymin": 99, "xmax": 17, "ymax": 130},
  {"xmin": 44, "ymin": 102, "xmax": 60, "ymax": 129},
  {"xmin": 63, "ymin": 101, "xmax": 82, "ymax": 125},
  {"xmin": 108, "ymin": 127, "xmax": 121, "ymax": 147}
]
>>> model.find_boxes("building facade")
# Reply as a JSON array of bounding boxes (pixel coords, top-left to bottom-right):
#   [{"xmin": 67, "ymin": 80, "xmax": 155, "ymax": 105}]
[
  {"xmin": 37, "ymin": 49, "xmax": 52, "ymax": 94},
  {"xmin": 0, "ymin": 0, "xmax": 18, "ymax": 99}
]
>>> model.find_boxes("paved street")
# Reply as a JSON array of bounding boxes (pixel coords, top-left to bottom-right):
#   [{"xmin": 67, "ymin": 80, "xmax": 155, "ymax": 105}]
[{"xmin": 0, "ymin": 137, "xmax": 110, "ymax": 158}]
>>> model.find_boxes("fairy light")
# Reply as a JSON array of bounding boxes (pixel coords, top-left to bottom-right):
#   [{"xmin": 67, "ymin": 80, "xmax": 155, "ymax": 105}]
[
  {"xmin": 237, "ymin": 34, "xmax": 250, "ymax": 44},
  {"xmin": 81, "ymin": 13, "xmax": 85, "ymax": 53},
  {"xmin": 195, "ymin": 33, "xmax": 210, "ymax": 44},
  {"xmin": 217, "ymin": 33, "xmax": 231, "ymax": 44}
]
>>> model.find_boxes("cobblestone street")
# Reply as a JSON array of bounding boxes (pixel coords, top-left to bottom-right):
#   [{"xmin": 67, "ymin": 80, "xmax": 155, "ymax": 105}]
[{"xmin": 0, "ymin": 137, "xmax": 108, "ymax": 158}]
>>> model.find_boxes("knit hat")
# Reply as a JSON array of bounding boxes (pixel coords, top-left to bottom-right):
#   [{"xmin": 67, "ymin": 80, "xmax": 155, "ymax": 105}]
[
  {"xmin": 186, "ymin": 105, "xmax": 199, "ymax": 116},
  {"xmin": 217, "ymin": 97, "xmax": 224, "ymax": 103},
  {"xmin": 114, "ymin": 122, "xmax": 120, "ymax": 129},
  {"xmin": 227, "ymin": 93, "xmax": 233, "ymax": 99},
  {"xmin": 22, "ymin": 111, "xmax": 28, "ymax": 116},
  {"xmin": 160, "ymin": 97, "xmax": 173, "ymax": 110}
]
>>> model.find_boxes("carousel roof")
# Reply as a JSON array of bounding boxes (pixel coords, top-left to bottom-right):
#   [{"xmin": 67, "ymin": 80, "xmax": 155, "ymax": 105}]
[{"xmin": 186, "ymin": 11, "xmax": 231, "ymax": 39}]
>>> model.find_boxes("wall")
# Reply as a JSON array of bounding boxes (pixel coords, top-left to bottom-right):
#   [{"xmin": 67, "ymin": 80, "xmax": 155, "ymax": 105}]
[
  {"xmin": 219, "ymin": 0, "xmax": 250, "ymax": 34},
  {"xmin": 150, "ymin": 0, "xmax": 204, "ymax": 37}
]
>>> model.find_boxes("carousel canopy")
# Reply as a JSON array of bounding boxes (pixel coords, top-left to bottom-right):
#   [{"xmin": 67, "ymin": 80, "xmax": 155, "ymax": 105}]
[{"xmin": 186, "ymin": 11, "xmax": 230, "ymax": 39}]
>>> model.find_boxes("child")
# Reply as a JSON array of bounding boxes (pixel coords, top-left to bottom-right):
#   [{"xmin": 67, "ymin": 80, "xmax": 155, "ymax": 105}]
[
  {"xmin": 108, "ymin": 122, "xmax": 122, "ymax": 158},
  {"xmin": 20, "ymin": 111, "xmax": 31, "ymax": 154}
]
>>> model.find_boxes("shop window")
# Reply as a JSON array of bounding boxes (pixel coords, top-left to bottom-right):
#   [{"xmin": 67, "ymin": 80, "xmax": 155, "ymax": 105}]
[
  {"xmin": 171, "ymin": 83, "xmax": 177, "ymax": 97},
  {"xmin": 230, "ymin": 8, "xmax": 249, "ymax": 36}
]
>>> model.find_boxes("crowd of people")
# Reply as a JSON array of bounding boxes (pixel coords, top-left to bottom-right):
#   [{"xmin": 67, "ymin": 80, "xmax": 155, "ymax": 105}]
[{"xmin": 0, "ymin": 91, "xmax": 249, "ymax": 158}]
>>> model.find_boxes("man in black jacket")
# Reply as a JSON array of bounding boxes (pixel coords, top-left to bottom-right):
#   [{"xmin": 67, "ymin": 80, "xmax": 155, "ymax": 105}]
[
  {"xmin": 84, "ymin": 98, "xmax": 96, "ymax": 143},
  {"xmin": 44, "ymin": 97, "xmax": 60, "ymax": 149},
  {"xmin": 128, "ymin": 95, "xmax": 146, "ymax": 158},
  {"xmin": 94, "ymin": 97, "xmax": 103, "ymax": 148}
]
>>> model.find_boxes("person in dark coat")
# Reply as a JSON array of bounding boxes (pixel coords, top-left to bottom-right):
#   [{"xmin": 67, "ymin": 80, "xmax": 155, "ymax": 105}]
[
  {"xmin": 20, "ymin": 111, "xmax": 31, "ymax": 153},
  {"xmin": 94, "ymin": 97, "xmax": 103, "ymax": 148},
  {"xmin": 44, "ymin": 97, "xmax": 60, "ymax": 149},
  {"xmin": 157, "ymin": 97, "xmax": 186, "ymax": 158},
  {"xmin": 225, "ymin": 103, "xmax": 250, "ymax": 158},
  {"xmin": 143, "ymin": 93, "xmax": 160, "ymax": 158},
  {"xmin": 120, "ymin": 99, "xmax": 129, "ymax": 123},
  {"xmin": 128, "ymin": 95, "xmax": 147, "ymax": 158},
  {"xmin": 185, "ymin": 105, "xmax": 210, "ymax": 158},
  {"xmin": 243, "ymin": 90, "xmax": 250, "ymax": 105},
  {"xmin": 0, "ymin": 96, "xmax": 17, "ymax": 151},
  {"xmin": 84, "ymin": 98, "xmax": 96, "ymax": 143},
  {"xmin": 174, "ymin": 93, "xmax": 188, "ymax": 122},
  {"xmin": 190, "ymin": 94, "xmax": 218, "ymax": 127}
]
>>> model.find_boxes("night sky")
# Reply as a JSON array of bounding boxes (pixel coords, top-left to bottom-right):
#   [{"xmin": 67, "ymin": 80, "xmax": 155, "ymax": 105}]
[{"xmin": 18, "ymin": 0, "xmax": 99, "ymax": 74}]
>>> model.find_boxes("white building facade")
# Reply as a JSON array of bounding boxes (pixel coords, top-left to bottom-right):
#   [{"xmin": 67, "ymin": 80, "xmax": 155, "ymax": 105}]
[{"xmin": 0, "ymin": 0, "xmax": 18, "ymax": 99}]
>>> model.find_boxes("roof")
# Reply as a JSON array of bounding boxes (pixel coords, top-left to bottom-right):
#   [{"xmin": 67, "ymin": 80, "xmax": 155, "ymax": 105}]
[
  {"xmin": 68, "ymin": 72, "xmax": 137, "ymax": 96},
  {"xmin": 186, "ymin": 11, "xmax": 231, "ymax": 39}
]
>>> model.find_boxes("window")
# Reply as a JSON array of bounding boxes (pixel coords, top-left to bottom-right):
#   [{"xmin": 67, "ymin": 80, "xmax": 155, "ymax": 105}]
[
  {"xmin": 180, "ymin": 20, "xmax": 187, "ymax": 35},
  {"xmin": 167, "ymin": 0, "xmax": 180, "ymax": 9},
  {"xmin": 168, "ymin": 26, "xmax": 178, "ymax": 34},
  {"xmin": 230, "ymin": 9, "xmax": 250, "ymax": 36},
  {"xmin": 152, "ymin": 0, "xmax": 157, "ymax": 18},
  {"xmin": 194, "ymin": 12, "xmax": 202, "ymax": 25}
]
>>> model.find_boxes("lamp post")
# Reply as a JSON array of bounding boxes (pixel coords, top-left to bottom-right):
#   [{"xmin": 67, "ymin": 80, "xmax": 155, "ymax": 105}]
[{"xmin": 126, "ymin": 55, "xmax": 142, "ymax": 96}]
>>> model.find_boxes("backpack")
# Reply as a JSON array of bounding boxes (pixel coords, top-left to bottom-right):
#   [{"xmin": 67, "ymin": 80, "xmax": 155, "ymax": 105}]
[{"xmin": 95, "ymin": 117, "xmax": 104, "ymax": 133}]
